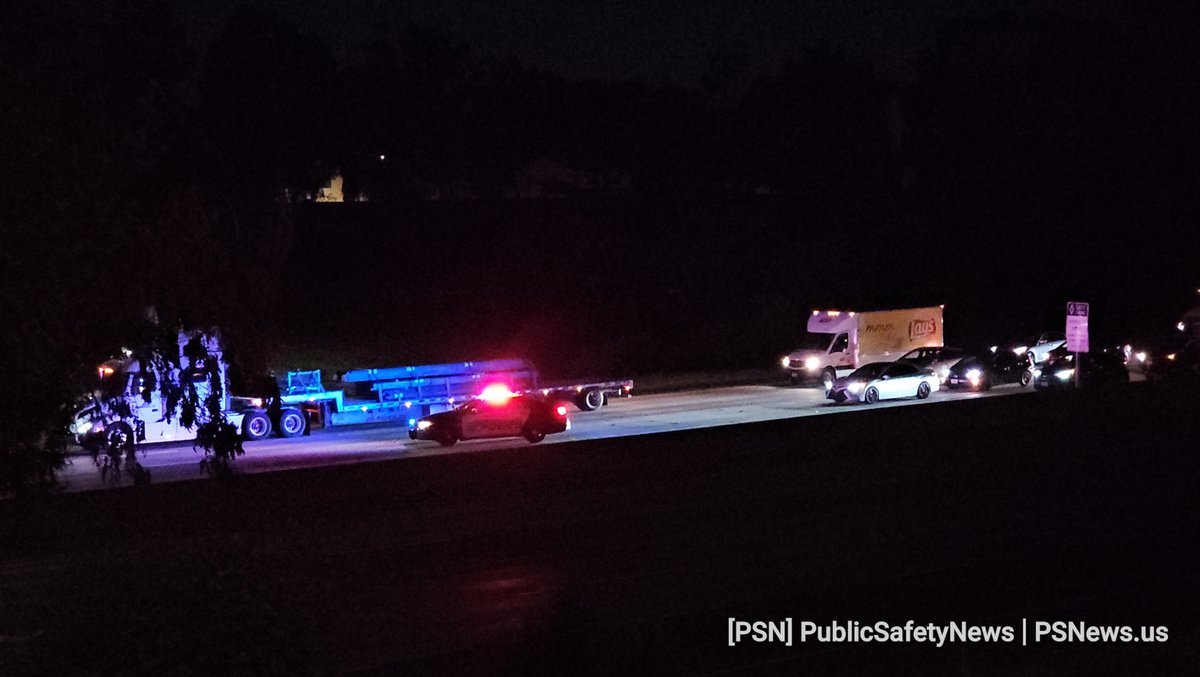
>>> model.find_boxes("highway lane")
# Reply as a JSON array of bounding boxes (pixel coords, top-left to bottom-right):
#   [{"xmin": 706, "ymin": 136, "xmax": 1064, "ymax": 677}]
[{"xmin": 59, "ymin": 382, "xmax": 1030, "ymax": 492}]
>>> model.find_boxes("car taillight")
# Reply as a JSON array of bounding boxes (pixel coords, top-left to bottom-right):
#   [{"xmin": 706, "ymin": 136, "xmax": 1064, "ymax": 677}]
[{"xmin": 555, "ymin": 405, "xmax": 568, "ymax": 417}]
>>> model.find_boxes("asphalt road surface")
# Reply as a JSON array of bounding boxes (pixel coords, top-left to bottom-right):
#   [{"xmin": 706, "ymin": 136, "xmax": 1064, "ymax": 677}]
[
  {"xmin": 59, "ymin": 382, "xmax": 1028, "ymax": 492},
  {"xmin": 3, "ymin": 379, "xmax": 1195, "ymax": 676}
]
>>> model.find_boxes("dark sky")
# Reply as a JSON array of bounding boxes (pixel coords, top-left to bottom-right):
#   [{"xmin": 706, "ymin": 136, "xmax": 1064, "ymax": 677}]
[{"xmin": 181, "ymin": 0, "xmax": 1118, "ymax": 84}]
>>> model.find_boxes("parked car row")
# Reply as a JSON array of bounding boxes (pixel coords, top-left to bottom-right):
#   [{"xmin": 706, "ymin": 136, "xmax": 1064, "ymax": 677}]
[{"xmin": 826, "ymin": 338, "xmax": 1138, "ymax": 405}]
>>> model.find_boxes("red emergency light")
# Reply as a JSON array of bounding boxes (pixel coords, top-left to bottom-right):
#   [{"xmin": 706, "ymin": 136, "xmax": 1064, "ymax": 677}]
[{"xmin": 479, "ymin": 383, "xmax": 517, "ymax": 405}]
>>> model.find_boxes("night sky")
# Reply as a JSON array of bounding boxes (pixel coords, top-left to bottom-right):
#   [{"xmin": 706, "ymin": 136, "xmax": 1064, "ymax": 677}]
[{"xmin": 181, "ymin": 0, "xmax": 1125, "ymax": 84}]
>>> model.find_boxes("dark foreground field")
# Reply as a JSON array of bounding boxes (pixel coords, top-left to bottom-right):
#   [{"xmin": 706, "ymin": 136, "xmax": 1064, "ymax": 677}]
[{"xmin": 3, "ymin": 382, "xmax": 1199, "ymax": 675}]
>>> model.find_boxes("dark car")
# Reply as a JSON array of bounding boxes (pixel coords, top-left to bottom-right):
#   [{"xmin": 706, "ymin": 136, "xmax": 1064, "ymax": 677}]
[
  {"xmin": 897, "ymin": 346, "xmax": 969, "ymax": 383},
  {"xmin": 945, "ymin": 350, "xmax": 1033, "ymax": 390},
  {"xmin": 1032, "ymin": 348, "xmax": 1128, "ymax": 390},
  {"xmin": 1144, "ymin": 339, "xmax": 1200, "ymax": 381},
  {"xmin": 408, "ymin": 386, "xmax": 571, "ymax": 446}
]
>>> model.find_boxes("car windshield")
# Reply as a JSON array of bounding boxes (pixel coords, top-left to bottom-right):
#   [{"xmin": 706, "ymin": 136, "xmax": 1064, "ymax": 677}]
[
  {"xmin": 955, "ymin": 357, "xmax": 984, "ymax": 371},
  {"xmin": 794, "ymin": 333, "xmax": 832, "ymax": 351},
  {"xmin": 849, "ymin": 363, "xmax": 889, "ymax": 380},
  {"xmin": 98, "ymin": 371, "xmax": 132, "ymax": 399}
]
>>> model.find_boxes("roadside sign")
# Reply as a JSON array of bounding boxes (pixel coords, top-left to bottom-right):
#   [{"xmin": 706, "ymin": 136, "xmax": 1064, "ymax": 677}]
[{"xmin": 1066, "ymin": 302, "xmax": 1089, "ymax": 353}]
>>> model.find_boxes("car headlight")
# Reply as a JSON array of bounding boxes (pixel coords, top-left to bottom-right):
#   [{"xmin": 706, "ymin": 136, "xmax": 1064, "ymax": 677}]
[
  {"xmin": 847, "ymin": 381, "xmax": 864, "ymax": 394},
  {"xmin": 416, "ymin": 420, "xmax": 433, "ymax": 430},
  {"xmin": 1135, "ymin": 351, "xmax": 1146, "ymax": 363},
  {"xmin": 1055, "ymin": 369, "xmax": 1074, "ymax": 381},
  {"xmin": 804, "ymin": 356, "xmax": 821, "ymax": 371},
  {"xmin": 76, "ymin": 420, "xmax": 93, "ymax": 435},
  {"xmin": 1032, "ymin": 368, "xmax": 1042, "ymax": 379},
  {"xmin": 781, "ymin": 356, "xmax": 791, "ymax": 368}
]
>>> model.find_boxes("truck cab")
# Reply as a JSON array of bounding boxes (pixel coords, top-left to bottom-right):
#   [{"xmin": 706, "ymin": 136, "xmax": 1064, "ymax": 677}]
[
  {"xmin": 781, "ymin": 328, "xmax": 854, "ymax": 386},
  {"xmin": 70, "ymin": 333, "xmax": 299, "ymax": 449}
]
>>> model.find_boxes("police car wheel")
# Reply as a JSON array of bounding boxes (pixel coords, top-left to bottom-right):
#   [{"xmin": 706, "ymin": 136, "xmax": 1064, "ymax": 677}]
[
  {"xmin": 437, "ymin": 432, "xmax": 458, "ymax": 447},
  {"xmin": 523, "ymin": 428, "xmax": 546, "ymax": 444}
]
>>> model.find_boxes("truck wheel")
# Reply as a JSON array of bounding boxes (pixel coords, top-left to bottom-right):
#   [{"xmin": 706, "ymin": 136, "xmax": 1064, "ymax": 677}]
[
  {"xmin": 864, "ymin": 387, "xmax": 880, "ymax": 404},
  {"xmin": 821, "ymin": 367, "xmax": 837, "ymax": 388},
  {"xmin": 576, "ymin": 388, "xmax": 605, "ymax": 412},
  {"xmin": 277, "ymin": 408, "xmax": 306, "ymax": 438},
  {"xmin": 523, "ymin": 428, "xmax": 546, "ymax": 444},
  {"xmin": 106, "ymin": 422, "xmax": 134, "ymax": 451},
  {"xmin": 242, "ymin": 411, "xmax": 272, "ymax": 441}
]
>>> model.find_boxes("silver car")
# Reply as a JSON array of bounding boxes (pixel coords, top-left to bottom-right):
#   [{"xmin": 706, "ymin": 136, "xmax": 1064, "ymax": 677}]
[{"xmin": 827, "ymin": 362, "xmax": 940, "ymax": 404}]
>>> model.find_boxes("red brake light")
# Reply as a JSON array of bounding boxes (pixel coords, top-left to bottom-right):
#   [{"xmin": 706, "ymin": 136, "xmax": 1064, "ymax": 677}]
[{"xmin": 555, "ymin": 405, "xmax": 568, "ymax": 417}]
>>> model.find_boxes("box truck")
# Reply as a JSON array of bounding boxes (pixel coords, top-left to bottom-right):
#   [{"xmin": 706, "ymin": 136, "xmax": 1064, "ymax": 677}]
[{"xmin": 781, "ymin": 306, "xmax": 945, "ymax": 385}]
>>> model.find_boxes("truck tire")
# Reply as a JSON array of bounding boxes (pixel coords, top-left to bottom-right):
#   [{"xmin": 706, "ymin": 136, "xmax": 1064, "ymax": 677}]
[
  {"xmin": 242, "ymin": 411, "xmax": 272, "ymax": 441},
  {"xmin": 821, "ymin": 367, "xmax": 837, "ymax": 388},
  {"xmin": 106, "ymin": 422, "xmax": 134, "ymax": 452},
  {"xmin": 277, "ymin": 408, "xmax": 307, "ymax": 438},
  {"xmin": 576, "ymin": 388, "xmax": 605, "ymax": 412}
]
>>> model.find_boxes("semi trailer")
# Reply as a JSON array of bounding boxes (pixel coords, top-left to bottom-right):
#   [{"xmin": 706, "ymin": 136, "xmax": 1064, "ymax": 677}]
[
  {"xmin": 279, "ymin": 359, "xmax": 634, "ymax": 429},
  {"xmin": 72, "ymin": 339, "xmax": 633, "ymax": 448}
]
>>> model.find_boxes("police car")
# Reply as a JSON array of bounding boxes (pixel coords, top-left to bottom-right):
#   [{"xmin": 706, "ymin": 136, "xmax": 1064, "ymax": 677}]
[{"xmin": 408, "ymin": 384, "xmax": 571, "ymax": 446}]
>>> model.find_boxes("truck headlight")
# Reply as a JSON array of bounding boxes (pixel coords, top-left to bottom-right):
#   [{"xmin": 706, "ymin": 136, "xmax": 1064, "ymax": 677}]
[
  {"xmin": 781, "ymin": 356, "xmax": 791, "ymax": 368},
  {"xmin": 416, "ymin": 420, "xmax": 433, "ymax": 430},
  {"xmin": 804, "ymin": 356, "xmax": 821, "ymax": 371}
]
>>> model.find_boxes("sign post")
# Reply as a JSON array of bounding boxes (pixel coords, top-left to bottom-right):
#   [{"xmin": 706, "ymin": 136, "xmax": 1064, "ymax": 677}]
[{"xmin": 1066, "ymin": 302, "xmax": 1089, "ymax": 388}]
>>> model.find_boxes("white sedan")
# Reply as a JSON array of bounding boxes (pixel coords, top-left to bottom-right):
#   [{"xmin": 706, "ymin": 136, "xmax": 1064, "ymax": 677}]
[{"xmin": 826, "ymin": 361, "xmax": 940, "ymax": 404}]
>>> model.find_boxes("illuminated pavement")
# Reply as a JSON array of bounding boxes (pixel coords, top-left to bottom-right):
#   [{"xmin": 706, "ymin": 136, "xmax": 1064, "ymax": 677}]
[{"xmin": 59, "ymin": 383, "xmax": 1030, "ymax": 492}]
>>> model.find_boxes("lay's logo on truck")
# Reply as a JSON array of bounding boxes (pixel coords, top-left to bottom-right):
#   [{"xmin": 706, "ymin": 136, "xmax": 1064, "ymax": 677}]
[{"xmin": 908, "ymin": 318, "xmax": 937, "ymax": 341}]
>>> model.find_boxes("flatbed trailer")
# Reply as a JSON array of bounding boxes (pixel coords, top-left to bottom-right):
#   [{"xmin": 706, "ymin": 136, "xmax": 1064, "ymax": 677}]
[{"xmin": 280, "ymin": 359, "xmax": 632, "ymax": 428}]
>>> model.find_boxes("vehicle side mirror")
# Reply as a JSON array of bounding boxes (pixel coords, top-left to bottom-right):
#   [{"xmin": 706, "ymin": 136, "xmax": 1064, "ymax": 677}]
[{"xmin": 881, "ymin": 375, "xmax": 890, "ymax": 380}]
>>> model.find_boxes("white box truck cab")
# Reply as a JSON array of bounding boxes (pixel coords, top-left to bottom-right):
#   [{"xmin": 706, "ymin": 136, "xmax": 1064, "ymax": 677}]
[
  {"xmin": 70, "ymin": 333, "xmax": 301, "ymax": 449},
  {"xmin": 781, "ymin": 306, "xmax": 945, "ymax": 386}
]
